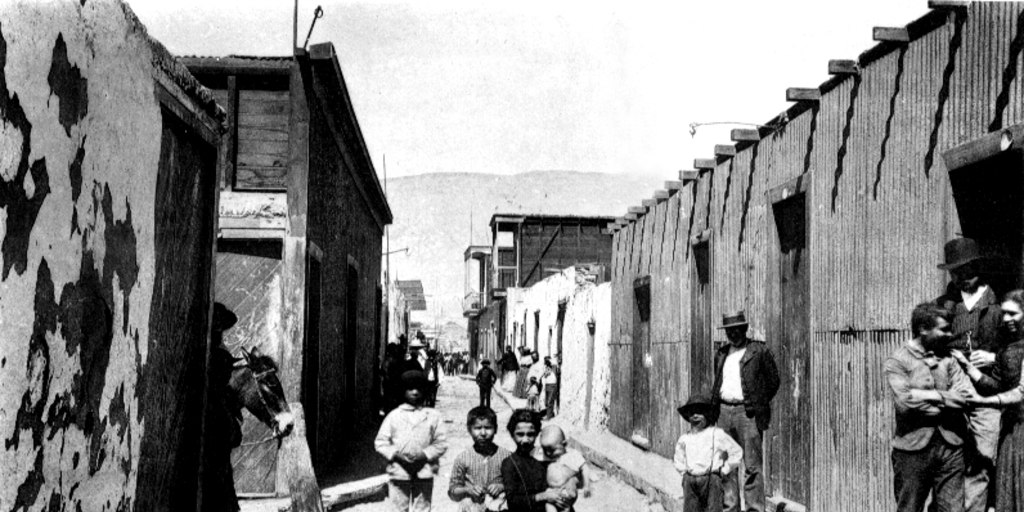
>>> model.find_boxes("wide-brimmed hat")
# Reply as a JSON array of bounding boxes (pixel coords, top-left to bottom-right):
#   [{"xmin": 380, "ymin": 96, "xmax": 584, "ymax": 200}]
[
  {"xmin": 212, "ymin": 302, "xmax": 238, "ymax": 331},
  {"xmin": 401, "ymin": 370, "xmax": 429, "ymax": 391},
  {"xmin": 716, "ymin": 311, "xmax": 749, "ymax": 330},
  {"xmin": 408, "ymin": 338, "xmax": 428, "ymax": 349},
  {"xmin": 677, "ymin": 394, "xmax": 716, "ymax": 418},
  {"xmin": 938, "ymin": 238, "xmax": 984, "ymax": 270}
]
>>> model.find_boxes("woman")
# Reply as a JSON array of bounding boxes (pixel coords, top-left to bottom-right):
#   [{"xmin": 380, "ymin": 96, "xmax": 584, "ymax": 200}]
[
  {"xmin": 957, "ymin": 289, "xmax": 1024, "ymax": 512},
  {"xmin": 501, "ymin": 409, "xmax": 572, "ymax": 511}
]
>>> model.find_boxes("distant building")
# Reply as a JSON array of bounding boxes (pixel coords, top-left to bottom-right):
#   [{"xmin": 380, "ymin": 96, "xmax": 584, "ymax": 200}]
[
  {"xmin": 183, "ymin": 44, "xmax": 391, "ymax": 489},
  {"xmin": 464, "ymin": 214, "xmax": 614, "ymax": 367}
]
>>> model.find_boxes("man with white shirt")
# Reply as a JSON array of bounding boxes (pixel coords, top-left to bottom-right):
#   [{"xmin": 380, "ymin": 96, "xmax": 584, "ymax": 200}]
[
  {"xmin": 711, "ymin": 311, "xmax": 779, "ymax": 512},
  {"xmin": 934, "ymin": 237, "xmax": 1003, "ymax": 512}
]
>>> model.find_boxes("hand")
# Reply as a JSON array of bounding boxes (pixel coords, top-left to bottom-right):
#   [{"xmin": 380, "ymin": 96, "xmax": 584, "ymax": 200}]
[
  {"xmin": 486, "ymin": 483, "xmax": 504, "ymax": 497},
  {"xmin": 721, "ymin": 464, "xmax": 732, "ymax": 476},
  {"xmin": 950, "ymin": 349, "xmax": 970, "ymax": 367},
  {"xmin": 466, "ymin": 485, "xmax": 485, "ymax": 499},
  {"xmin": 406, "ymin": 448, "xmax": 427, "ymax": 462},
  {"xmin": 970, "ymin": 350, "xmax": 996, "ymax": 368},
  {"xmin": 537, "ymin": 489, "xmax": 572, "ymax": 508}
]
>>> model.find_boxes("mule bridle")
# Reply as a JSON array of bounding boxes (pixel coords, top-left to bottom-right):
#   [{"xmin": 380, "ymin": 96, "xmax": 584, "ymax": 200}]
[{"xmin": 235, "ymin": 361, "xmax": 287, "ymax": 439}]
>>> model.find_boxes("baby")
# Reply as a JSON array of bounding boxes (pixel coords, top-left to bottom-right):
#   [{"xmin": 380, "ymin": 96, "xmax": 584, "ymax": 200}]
[{"xmin": 535, "ymin": 425, "xmax": 587, "ymax": 512}]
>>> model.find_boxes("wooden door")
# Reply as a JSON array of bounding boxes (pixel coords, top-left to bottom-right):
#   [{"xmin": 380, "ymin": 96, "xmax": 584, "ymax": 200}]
[
  {"xmin": 767, "ymin": 185, "xmax": 810, "ymax": 504},
  {"xmin": 632, "ymin": 276, "xmax": 652, "ymax": 443},
  {"xmin": 689, "ymin": 236, "xmax": 713, "ymax": 396},
  {"xmin": 303, "ymin": 247, "xmax": 322, "ymax": 469}
]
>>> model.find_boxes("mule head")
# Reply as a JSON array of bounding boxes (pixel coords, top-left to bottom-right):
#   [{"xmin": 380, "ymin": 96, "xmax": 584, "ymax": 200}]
[{"xmin": 236, "ymin": 346, "xmax": 294, "ymax": 439}]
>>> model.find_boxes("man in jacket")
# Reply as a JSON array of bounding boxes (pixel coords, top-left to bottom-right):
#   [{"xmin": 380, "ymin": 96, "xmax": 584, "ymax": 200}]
[
  {"xmin": 885, "ymin": 302, "xmax": 976, "ymax": 512},
  {"xmin": 711, "ymin": 311, "xmax": 780, "ymax": 512},
  {"xmin": 934, "ymin": 237, "xmax": 1004, "ymax": 512}
]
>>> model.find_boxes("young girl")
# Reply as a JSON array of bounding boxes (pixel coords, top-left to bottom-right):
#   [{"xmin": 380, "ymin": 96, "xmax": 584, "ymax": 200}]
[{"xmin": 501, "ymin": 410, "xmax": 572, "ymax": 512}]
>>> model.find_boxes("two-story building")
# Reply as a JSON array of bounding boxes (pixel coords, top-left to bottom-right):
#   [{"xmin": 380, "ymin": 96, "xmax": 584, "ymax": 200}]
[{"xmin": 465, "ymin": 214, "xmax": 614, "ymax": 367}]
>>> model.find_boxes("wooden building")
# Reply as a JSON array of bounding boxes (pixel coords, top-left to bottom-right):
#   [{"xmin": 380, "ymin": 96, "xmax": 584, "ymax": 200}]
[
  {"xmin": 183, "ymin": 44, "xmax": 392, "ymax": 489},
  {"xmin": 466, "ymin": 214, "xmax": 614, "ymax": 366},
  {"xmin": 607, "ymin": 3, "xmax": 1024, "ymax": 511},
  {"xmin": 0, "ymin": 2, "xmax": 224, "ymax": 511}
]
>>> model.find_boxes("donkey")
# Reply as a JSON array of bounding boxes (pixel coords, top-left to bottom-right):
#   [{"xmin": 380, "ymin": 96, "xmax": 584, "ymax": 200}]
[{"xmin": 203, "ymin": 345, "xmax": 294, "ymax": 511}]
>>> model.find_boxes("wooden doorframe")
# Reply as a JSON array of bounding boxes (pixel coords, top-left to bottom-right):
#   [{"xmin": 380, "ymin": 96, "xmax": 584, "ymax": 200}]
[
  {"xmin": 688, "ymin": 229, "xmax": 713, "ymax": 396},
  {"xmin": 765, "ymin": 175, "xmax": 811, "ymax": 506}
]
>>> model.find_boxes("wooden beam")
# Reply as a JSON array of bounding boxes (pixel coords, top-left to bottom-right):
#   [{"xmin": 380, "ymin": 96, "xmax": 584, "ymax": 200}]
[
  {"xmin": 624, "ymin": 213, "xmax": 639, "ymax": 221},
  {"xmin": 642, "ymin": 198, "xmax": 658, "ymax": 208},
  {"xmin": 628, "ymin": 206, "xmax": 646, "ymax": 215},
  {"xmin": 653, "ymin": 190, "xmax": 670, "ymax": 200},
  {"xmin": 679, "ymin": 170, "xmax": 699, "ymax": 182},
  {"xmin": 928, "ymin": 0, "xmax": 969, "ymax": 9},
  {"xmin": 615, "ymin": 218, "xmax": 629, "ymax": 226},
  {"xmin": 714, "ymin": 145, "xmax": 736, "ymax": 157},
  {"xmin": 731, "ymin": 128, "xmax": 761, "ymax": 142},
  {"xmin": 223, "ymin": 75, "xmax": 239, "ymax": 190},
  {"xmin": 786, "ymin": 88, "xmax": 821, "ymax": 102},
  {"xmin": 694, "ymin": 158, "xmax": 716, "ymax": 170},
  {"xmin": 873, "ymin": 27, "xmax": 910, "ymax": 43},
  {"xmin": 828, "ymin": 60, "xmax": 859, "ymax": 75},
  {"xmin": 665, "ymin": 180, "xmax": 683, "ymax": 190}
]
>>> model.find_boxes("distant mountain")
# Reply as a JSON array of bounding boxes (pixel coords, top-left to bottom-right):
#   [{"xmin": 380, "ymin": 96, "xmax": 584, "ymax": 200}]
[{"xmin": 384, "ymin": 171, "xmax": 666, "ymax": 328}]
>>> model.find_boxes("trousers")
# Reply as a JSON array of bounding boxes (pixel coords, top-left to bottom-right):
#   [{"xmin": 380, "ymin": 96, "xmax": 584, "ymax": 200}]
[
  {"xmin": 388, "ymin": 479, "xmax": 434, "ymax": 512},
  {"xmin": 891, "ymin": 435, "xmax": 964, "ymax": 512},
  {"xmin": 683, "ymin": 473, "xmax": 725, "ymax": 512},
  {"xmin": 718, "ymin": 404, "xmax": 764, "ymax": 512}
]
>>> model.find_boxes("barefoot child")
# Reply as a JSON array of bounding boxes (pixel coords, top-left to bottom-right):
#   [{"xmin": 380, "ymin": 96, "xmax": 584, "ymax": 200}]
[
  {"xmin": 449, "ymin": 406, "xmax": 512, "ymax": 511},
  {"xmin": 535, "ymin": 425, "xmax": 587, "ymax": 512},
  {"xmin": 375, "ymin": 370, "xmax": 449, "ymax": 512},
  {"xmin": 673, "ymin": 394, "xmax": 742, "ymax": 512}
]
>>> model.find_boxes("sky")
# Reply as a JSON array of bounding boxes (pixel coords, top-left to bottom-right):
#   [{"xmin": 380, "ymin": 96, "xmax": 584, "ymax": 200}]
[{"xmin": 128, "ymin": 0, "xmax": 927, "ymax": 181}]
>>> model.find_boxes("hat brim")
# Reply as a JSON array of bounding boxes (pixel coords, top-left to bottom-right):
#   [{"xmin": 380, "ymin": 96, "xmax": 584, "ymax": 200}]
[
  {"xmin": 677, "ymin": 403, "xmax": 715, "ymax": 418},
  {"xmin": 937, "ymin": 255, "xmax": 984, "ymax": 270},
  {"xmin": 716, "ymin": 321, "xmax": 749, "ymax": 330}
]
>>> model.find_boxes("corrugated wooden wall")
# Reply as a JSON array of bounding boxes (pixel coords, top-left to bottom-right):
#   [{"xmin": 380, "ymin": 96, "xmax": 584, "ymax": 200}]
[{"xmin": 609, "ymin": 3, "xmax": 1024, "ymax": 510}]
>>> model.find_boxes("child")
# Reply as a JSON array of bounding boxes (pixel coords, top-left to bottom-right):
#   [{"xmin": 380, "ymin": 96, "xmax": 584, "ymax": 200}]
[
  {"xmin": 375, "ymin": 370, "xmax": 449, "ymax": 512},
  {"xmin": 526, "ymin": 377, "xmax": 542, "ymax": 412},
  {"xmin": 535, "ymin": 425, "xmax": 587, "ymax": 512},
  {"xmin": 448, "ymin": 406, "xmax": 512, "ymax": 512},
  {"xmin": 476, "ymin": 360, "xmax": 498, "ymax": 408},
  {"xmin": 673, "ymin": 394, "xmax": 742, "ymax": 512}
]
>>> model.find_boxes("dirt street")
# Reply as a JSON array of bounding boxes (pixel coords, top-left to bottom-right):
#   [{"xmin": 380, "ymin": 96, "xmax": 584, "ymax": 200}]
[{"xmin": 340, "ymin": 375, "xmax": 664, "ymax": 512}]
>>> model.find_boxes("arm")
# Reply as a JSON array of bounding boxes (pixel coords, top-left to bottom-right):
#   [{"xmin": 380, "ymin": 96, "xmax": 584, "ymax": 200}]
[
  {"xmin": 448, "ymin": 456, "xmax": 482, "ymax": 501},
  {"xmin": 717, "ymin": 430, "xmax": 744, "ymax": 475},
  {"xmin": 972, "ymin": 356, "xmax": 1024, "ymax": 406},
  {"xmin": 422, "ymin": 412, "xmax": 449, "ymax": 462},
  {"xmin": 672, "ymin": 437, "xmax": 688, "ymax": 475},
  {"xmin": 374, "ymin": 414, "xmax": 398, "ymax": 462},
  {"xmin": 763, "ymin": 347, "xmax": 781, "ymax": 401},
  {"xmin": 883, "ymin": 357, "xmax": 941, "ymax": 415}
]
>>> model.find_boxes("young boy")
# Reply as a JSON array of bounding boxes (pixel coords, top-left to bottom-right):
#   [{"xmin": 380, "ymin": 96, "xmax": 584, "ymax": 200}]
[
  {"xmin": 526, "ymin": 376, "xmax": 543, "ymax": 412},
  {"xmin": 673, "ymin": 394, "xmax": 743, "ymax": 512},
  {"xmin": 375, "ymin": 370, "xmax": 449, "ymax": 512},
  {"xmin": 448, "ymin": 406, "xmax": 512, "ymax": 512},
  {"xmin": 535, "ymin": 425, "xmax": 588, "ymax": 512},
  {"xmin": 476, "ymin": 360, "xmax": 498, "ymax": 408}
]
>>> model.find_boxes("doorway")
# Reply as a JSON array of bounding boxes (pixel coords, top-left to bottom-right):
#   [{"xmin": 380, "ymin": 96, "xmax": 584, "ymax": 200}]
[
  {"xmin": 303, "ymin": 243, "xmax": 323, "ymax": 468},
  {"xmin": 689, "ymin": 232, "xmax": 713, "ymax": 396},
  {"xmin": 632, "ymin": 275, "xmax": 652, "ymax": 445}
]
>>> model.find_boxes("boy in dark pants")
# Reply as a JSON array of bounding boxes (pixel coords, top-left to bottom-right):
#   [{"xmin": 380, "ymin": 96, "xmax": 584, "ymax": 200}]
[
  {"xmin": 673, "ymin": 394, "xmax": 743, "ymax": 512},
  {"xmin": 476, "ymin": 360, "xmax": 497, "ymax": 407}
]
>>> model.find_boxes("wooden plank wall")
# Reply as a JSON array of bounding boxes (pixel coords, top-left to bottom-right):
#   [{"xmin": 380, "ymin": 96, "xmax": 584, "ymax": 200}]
[
  {"xmin": 519, "ymin": 221, "xmax": 613, "ymax": 288},
  {"xmin": 608, "ymin": 4, "xmax": 1024, "ymax": 510},
  {"xmin": 237, "ymin": 89, "xmax": 290, "ymax": 190},
  {"xmin": 216, "ymin": 241, "xmax": 284, "ymax": 493}
]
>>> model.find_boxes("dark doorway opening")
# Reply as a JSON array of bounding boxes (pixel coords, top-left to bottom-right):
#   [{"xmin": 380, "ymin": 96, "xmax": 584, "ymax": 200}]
[
  {"xmin": 689, "ymin": 237, "xmax": 713, "ymax": 396},
  {"xmin": 303, "ymin": 247, "xmax": 323, "ymax": 469},
  {"xmin": 632, "ymin": 275, "xmax": 652, "ymax": 445},
  {"xmin": 345, "ymin": 263, "xmax": 359, "ymax": 407}
]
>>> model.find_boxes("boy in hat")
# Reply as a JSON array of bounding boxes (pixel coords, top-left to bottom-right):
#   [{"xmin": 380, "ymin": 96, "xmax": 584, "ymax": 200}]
[
  {"xmin": 476, "ymin": 360, "xmax": 498, "ymax": 408},
  {"xmin": 375, "ymin": 370, "xmax": 449, "ymax": 512},
  {"xmin": 674, "ymin": 394, "xmax": 743, "ymax": 512}
]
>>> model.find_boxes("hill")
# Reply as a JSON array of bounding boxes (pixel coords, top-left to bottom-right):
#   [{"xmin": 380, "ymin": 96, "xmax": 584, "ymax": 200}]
[{"xmin": 385, "ymin": 171, "xmax": 666, "ymax": 328}]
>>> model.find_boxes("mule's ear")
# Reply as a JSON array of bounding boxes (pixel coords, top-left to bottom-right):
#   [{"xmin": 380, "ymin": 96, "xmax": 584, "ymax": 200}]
[
  {"xmin": 240, "ymin": 346, "xmax": 252, "ymax": 361},
  {"xmin": 249, "ymin": 346, "xmax": 263, "ymax": 358}
]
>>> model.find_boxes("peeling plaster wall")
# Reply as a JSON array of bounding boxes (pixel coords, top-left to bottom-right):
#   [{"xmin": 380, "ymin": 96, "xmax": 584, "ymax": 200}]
[
  {"xmin": 0, "ymin": 2, "xmax": 213, "ymax": 510},
  {"xmin": 505, "ymin": 269, "xmax": 612, "ymax": 431}
]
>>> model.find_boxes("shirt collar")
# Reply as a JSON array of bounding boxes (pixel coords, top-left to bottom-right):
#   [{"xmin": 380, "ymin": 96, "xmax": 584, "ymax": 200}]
[
  {"xmin": 398, "ymin": 403, "xmax": 423, "ymax": 411},
  {"xmin": 905, "ymin": 340, "xmax": 940, "ymax": 367},
  {"xmin": 962, "ymin": 284, "xmax": 990, "ymax": 311}
]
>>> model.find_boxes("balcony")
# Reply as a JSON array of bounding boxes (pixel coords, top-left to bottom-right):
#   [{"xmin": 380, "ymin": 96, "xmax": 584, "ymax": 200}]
[{"xmin": 463, "ymin": 292, "xmax": 485, "ymax": 317}]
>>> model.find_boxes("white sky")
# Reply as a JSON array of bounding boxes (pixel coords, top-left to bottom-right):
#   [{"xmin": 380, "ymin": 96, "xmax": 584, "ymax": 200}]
[{"xmin": 129, "ymin": 0, "xmax": 926, "ymax": 180}]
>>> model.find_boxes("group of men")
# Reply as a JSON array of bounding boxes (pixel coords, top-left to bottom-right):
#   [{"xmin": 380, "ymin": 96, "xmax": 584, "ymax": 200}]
[{"xmin": 885, "ymin": 237, "xmax": 1006, "ymax": 512}]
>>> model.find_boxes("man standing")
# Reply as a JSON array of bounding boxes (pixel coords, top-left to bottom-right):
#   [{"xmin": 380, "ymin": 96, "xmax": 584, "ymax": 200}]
[
  {"xmin": 711, "ymin": 311, "xmax": 779, "ymax": 512},
  {"xmin": 885, "ymin": 302, "xmax": 977, "ymax": 512},
  {"xmin": 543, "ymin": 356, "xmax": 559, "ymax": 420},
  {"xmin": 934, "ymin": 237, "xmax": 1003, "ymax": 512}
]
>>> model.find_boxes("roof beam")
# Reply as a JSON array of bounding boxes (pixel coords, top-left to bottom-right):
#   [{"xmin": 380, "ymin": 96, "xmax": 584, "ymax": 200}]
[
  {"xmin": 642, "ymin": 199, "xmax": 658, "ymax": 208},
  {"xmin": 628, "ymin": 206, "xmax": 647, "ymax": 215},
  {"xmin": 653, "ymin": 190, "xmax": 670, "ymax": 200},
  {"xmin": 928, "ymin": 0, "xmax": 969, "ymax": 9},
  {"xmin": 731, "ymin": 128, "xmax": 761, "ymax": 142},
  {"xmin": 828, "ymin": 60, "xmax": 860, "ymax": 76},
  {"xmin": 665, "ymin": 180, "xmax": 684, "ymax": 191},
  {"xmin": 624, "ymin": 213, "xmax": 639, "ymax": 221},
  {"xmin": 873, "ymin": 27, "xmax": 910, "ymax": 43},
  {"xmin": 787, "ymin": 88, "xmax": 821, "ymax": 102},
  {"xmin": 680, "ymin": 170, "xmax": 699, "ymax": 182},
  {"xmin": 694, "ymin": 158, "xmax": 716, "ymax": 170},
  {"xmin": 714, "ymin": 145, "xmax": 736, "ymax": 158}
]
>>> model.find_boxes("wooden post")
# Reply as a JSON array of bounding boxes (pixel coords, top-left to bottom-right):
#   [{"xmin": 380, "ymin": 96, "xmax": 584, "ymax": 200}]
[
  {"xmin": 714, "ymin": 144, "xmax": 736, "ymax": 158},
  {"xmin": 873, "ymin": 27, "xmax": 910, "ymax": 42},
  {"xmin": 828, "ymin": 60, "xmax": 859, "ymax": 75},
  {"xmin": 278, "ymin": 403, "xmax": 326, "ymax": 512},
  {"xmin": 694, "ymin": 158, "xmax": 716, "ymax": 170},
  {"xmin": 628, "ymin": 206, "xmax": 647, "ymax": 215},
  {"xmin": 223, "ymin": 75, "xmax": 239, "ymax": 190},
  {"xmin": 786, "ymin": 88, "xmax": 821, "ymax": 102},
  {"xmin": 731, "ymin": 128, "xmax": 761, "ymax": 142}
]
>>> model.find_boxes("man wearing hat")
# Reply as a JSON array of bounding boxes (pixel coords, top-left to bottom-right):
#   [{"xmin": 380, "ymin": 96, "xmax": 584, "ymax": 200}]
[
  {"xmin": 934, "ymin": 237, "xmax": 1004, "ymax": 512},
  {"xmin": 710, "ymin": 311, "xmax": 779, "ymax": 512},
  {"xmin": 203, "ymin": 302, "xmax": 242, "ymax": 511}
]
